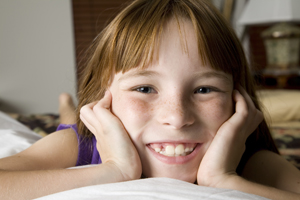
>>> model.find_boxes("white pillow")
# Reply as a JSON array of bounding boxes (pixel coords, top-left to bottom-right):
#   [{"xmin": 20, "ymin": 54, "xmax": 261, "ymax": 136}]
[
  {"xmin": 0, "ymin": 111, "xmax": 41, "ymax": 158},
  {"xmin": 37, "ymin": 177, "xmax": 268, "ymax": 200}
]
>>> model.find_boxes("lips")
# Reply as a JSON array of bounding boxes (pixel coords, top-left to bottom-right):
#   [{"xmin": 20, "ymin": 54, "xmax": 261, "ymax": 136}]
[{"xmin": 147, "ymin": 142, "xmax": 201, "ymax": 164}]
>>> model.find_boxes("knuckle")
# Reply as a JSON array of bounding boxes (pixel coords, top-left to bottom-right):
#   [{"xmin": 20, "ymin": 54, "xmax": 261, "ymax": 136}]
[
  {"xmin": 80, "ymin": 105, "xmax": 89, "ymax": 114},
  {"xmin": 92, "ymin": 103, "xmax": 103, "ymax": 115}
]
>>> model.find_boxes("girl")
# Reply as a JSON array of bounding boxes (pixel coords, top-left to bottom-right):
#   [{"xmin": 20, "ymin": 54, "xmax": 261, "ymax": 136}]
[{"xmin": 1, "ymin": 0, "xmax": 300, "ymax": 199}]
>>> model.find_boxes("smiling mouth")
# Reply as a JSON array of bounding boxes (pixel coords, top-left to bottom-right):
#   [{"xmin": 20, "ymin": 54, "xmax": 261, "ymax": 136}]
[{"xmin": 147, "ymin": 143, "xmax": 198, "ymax": 157}]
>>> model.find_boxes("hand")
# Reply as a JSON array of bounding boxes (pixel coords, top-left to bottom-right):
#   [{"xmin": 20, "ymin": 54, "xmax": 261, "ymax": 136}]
[
  {"xmin": 197, "ymin": 86, "xmax": 263, "ymax": 187},
  {"xmin": 80, "ymin": 91, "xmax": 142, "ymax": 182}
]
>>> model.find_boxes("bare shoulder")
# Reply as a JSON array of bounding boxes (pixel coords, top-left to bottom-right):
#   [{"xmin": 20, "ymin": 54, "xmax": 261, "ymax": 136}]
[
  {"xmin": 242, "ymin": 150, "xmax": 300, "ymax": 193},
  {"xmin": 0, "ymin": 128, "xmax": 78, "ymax": 171}
]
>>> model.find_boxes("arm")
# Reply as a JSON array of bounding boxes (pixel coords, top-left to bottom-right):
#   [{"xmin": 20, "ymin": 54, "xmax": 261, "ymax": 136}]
[
  {"xmin": 0, "ymin": 91, "xmax": 141, "ymax": 200},
  {"xmin": 217, "ymin": 173, "xmax": 300, "ymax": 200},
  {"xmin": 242, "ymin": 150, "xmax": 300, "ymax": 194},
  {"xmin": 0, "ymin": 161, "xmax": 125, "ymax": 200},
  {"xmin": 197, "ymin": 87, "xmax": 300, "ymax": 199},
  {"xmin": 0, "ymin": 129, "xmax": 127, "ymax": 200}
]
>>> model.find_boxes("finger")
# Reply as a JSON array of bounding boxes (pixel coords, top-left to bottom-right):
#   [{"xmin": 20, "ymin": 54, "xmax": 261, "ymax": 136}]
[
  {"xmin": 232, "ymin": 89, "xmax": 248, "ymax": 120},
  {"xmin": 96, "ymin": 90, "xmax": 111, "ymax": 109},
  {"xmin": 79, "ymin": 113, "xmax": 96, "ymax": 134},
  {"xmin": 92, "ymin": 91, "xmax": 123, "ymax": 131},
  {"xmin": 236, "ymin": 86, "xmax": 263, "ymax": 123},
  {"xmin": 79, "ymin": 92, "xmax": 110, "ymax": 126},
  {"xmin": 221, "ymin": 90, "xmax": 250, "ymax": 139},
  {"xmin": 232, "ymin": 89, "xmax": 263, "ymax": 136},
  {"xmin": 84, "ymin": 101, "xmax": 98, "ymax": 109},
  {"xmin": 92, "ymin": 91, "xmax": 113, "ymax": 119},
  {"xmin": 80, "ymin": 102, "xmax": 98, "ymax": 123},
  {"xmin": 236, "ymin": 85, "xmax": 255, "ymax": 110},
  {"xmin": 80, "ymin": 102, "xmax": 101, "ymax": 133}
]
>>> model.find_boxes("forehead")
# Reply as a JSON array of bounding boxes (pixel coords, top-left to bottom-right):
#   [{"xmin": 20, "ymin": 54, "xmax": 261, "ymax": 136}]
[
  {"xmin": 124, "ymin": 18, "xmax": 201, "ymax": 72},
  {"xmin": 110, "ymin": 13, "xmax": 238, "ymax": 91},
  {"xmin": 157, "ymin": 18, "xmax": 199, "ymax": 62},
  {"xmin": 124, "ymin": 14, "xmax": 225, "ymax": 71},
  {"xmin": 114, "ymin": 18, "xmax": 232, "ymax": 84}
]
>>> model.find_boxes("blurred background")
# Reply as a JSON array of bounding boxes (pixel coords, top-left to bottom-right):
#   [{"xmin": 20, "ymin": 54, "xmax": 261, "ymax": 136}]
[
  {"xmin": 1, "ymin": 0, "xmax": 300, "ymax": 115},
  {"xmin": 0, "ymin": 0, "xmax": 76, "ymax": 114}
]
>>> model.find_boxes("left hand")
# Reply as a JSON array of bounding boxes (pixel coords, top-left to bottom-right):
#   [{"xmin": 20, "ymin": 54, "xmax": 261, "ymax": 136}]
[
  {"xmin": 80, "ymin": 91, "xmax": 142, "ymax": 182},
  {"xmin": 197, "ymin": 86, "xmax": 263, "ymax": 187}
]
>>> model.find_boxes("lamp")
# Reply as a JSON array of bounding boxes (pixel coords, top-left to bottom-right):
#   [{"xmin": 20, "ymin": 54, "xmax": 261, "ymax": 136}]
[{"xmin": 238, "ymin": 0, "xmax": 300, "ymax": 70}]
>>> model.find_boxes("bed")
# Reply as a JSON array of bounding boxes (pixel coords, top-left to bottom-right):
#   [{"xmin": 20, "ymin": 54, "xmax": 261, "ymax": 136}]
[
  {"xmin": 0, "ymin": 89, "xmax": 299, "ymax": 199},
  {"xmin": 257, "ymin": 89, "xmax": 300, "ymax": 169}
]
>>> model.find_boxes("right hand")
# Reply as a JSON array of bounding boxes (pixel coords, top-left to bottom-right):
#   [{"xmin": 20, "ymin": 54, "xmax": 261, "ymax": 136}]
[
  {"xmin": 80, "ymin": 90, "xmax": 142, "ymax": 181},
  {"xmin": 197, "ymin": 87, "xmax": 263, "ymax": 187}
]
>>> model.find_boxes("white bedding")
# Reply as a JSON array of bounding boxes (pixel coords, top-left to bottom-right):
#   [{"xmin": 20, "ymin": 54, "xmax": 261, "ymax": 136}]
[
  {"xmin": 36, "ymin": 177, "xmax": 268, "ymax": 200},
  {"xmin": 0, "ymin": 111, "xmax": 41, "ymax": 159},
  {"xmin": 0, "ymin": 111, "xmax": 269, "ymax": 200}
]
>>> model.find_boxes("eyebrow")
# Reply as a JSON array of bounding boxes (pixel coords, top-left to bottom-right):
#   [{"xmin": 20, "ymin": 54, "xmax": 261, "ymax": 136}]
[
  {"xmin": 118, "ymin": 70, "xmax": 159, "ymax": 82},
  {"xmin": 194, "ymin": 71, "xmax": 232, "ymax": 84},
  {"xmin": 118, "ymin": 69, "xmax": 232, "ymax": 83}
]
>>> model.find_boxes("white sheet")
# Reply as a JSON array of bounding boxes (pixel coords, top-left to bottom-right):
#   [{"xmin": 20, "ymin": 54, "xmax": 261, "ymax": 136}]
[
  {"xmin": 0, "ymin": 111, "xmax": 269, "ymax": 200},
  {"xmin": 0, "ymin": 111, "xmax": 41, "ymax": 158},
  {"xmin": 37, "ymin": 177, "xmax": 268, "ymax": 200}
]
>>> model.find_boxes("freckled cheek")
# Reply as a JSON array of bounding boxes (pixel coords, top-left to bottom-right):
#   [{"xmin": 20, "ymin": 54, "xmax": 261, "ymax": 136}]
[
  {"xmin": 111, "ymin": 95, "xmax": 153, "ymax": 132},
  {"xmin": 198, "ymin": 97, "xmax": 233, "ymax": 129}
]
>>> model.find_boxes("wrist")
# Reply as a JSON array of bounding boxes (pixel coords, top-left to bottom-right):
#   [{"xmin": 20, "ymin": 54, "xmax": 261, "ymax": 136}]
[
  {"xmin": 91, "ymin": 162, "xmax": 128, "ymax": 184},
  {"xmin": 197, "ymin": 169, "xmax": 238, "ymax": 188},
  {"xmin": 101, "ymin": 161, "xmax": 141, "ymax": 183},
  {"xmin": 213, "ymin": 174, "xmax": 243, "ymax": 189}
]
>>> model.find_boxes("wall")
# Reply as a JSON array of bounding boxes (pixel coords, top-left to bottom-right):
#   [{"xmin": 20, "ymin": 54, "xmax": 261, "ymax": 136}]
[
  {"xmin": 0, "ymin": 0, "xmax": 76, "ymax": 114},
  {"xmin": 72, "ymin": 0, "xmax": 126, "ymax": 85}
]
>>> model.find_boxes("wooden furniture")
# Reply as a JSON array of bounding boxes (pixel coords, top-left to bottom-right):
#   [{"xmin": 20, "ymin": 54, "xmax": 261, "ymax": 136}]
[
  {"xmin": 249, "ymin": 25, "xmax": 300, "ymax": 90},
  {"xmin": 72, "ymin": 0, "xmax": 128, "ymax": 89},
  {"xmin": 256, "ymin": 68, "xmax": 300, "ymax": 89}
]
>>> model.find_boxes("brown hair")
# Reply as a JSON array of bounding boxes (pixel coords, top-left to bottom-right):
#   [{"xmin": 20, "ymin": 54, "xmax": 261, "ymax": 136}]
[{"xmin": 76, "ymin": 0, "xmax": 278, "ymax": 174}]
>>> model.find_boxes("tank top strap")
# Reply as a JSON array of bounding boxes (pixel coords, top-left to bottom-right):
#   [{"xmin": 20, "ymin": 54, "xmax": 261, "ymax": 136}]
[{"xmin": 56, "ymin": 124, "xmax": 101, "ymax": 166}]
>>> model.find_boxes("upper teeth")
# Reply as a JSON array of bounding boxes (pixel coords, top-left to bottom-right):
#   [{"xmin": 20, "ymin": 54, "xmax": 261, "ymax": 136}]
[{"xmin": 154, "ymin": 144, "xmax": 194, "ymax": 157}]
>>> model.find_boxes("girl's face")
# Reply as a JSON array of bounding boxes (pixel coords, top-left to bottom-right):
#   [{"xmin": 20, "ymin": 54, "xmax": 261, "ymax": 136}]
[{"xmin": 109, "ymin": 19, "xmax": 234, "ymax": 183}]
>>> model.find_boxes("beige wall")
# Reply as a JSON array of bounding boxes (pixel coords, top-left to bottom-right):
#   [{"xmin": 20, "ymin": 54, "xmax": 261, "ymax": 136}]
[{"xmin": 0, "ymin": 0, "xmax": 76, "ymax": 114}]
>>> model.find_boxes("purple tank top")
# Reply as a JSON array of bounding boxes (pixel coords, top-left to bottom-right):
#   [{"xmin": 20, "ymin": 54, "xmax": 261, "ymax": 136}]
[{"xmin": 56, "ymin": 124, "xmax": 102, "ymax": 166}]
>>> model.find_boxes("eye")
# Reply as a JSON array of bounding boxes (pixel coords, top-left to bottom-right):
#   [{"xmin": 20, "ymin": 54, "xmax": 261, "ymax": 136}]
[
  {"xmin": 194, "ymin": 87, "xmax": 212, "ymax": 94},
  {"xmin": 135, "ymin": 86, "xmax": 156, "ymax": 94}
]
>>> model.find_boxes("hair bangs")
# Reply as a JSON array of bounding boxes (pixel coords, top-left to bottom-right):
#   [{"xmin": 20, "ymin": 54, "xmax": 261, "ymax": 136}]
[
  {"xmin": 110, "ymin": 0, "xmax": 246, "ymax": 86},
  {"xmin": 109, "ymin": 0, "xmax": 207, "ymax": 74},
  {"xmin": 109, "ymin": 0, "xmax": 169, "ymax": 74},
  {"xmin": 178, "ymin": 0, "xmax": 246, "ymax": 85}
]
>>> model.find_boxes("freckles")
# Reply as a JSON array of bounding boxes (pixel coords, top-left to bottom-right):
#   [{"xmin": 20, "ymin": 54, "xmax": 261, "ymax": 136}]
[
  {"xmin": 195, "ymin": 98, "xmax": 232, "ymax": 139},
  {"xmin": 113, "ymin": 95, "xmax": 152, "ymax": 121},
  {"xmin": 128, "ymin": 98, "xmax": 149, "ymax": 114},
  {"xmin": 158, "ymin": 98, "xmax": 185, "ymax": 118},
  {"xmin": 198, "ymin": 97, "xmax": 232, "ymax": 121}
]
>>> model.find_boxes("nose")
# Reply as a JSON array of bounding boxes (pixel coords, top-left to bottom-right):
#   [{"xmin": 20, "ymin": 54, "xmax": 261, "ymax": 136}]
[{"xmin": 157, "ymin": 95, "xmax": 195, "ymax": 129}]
